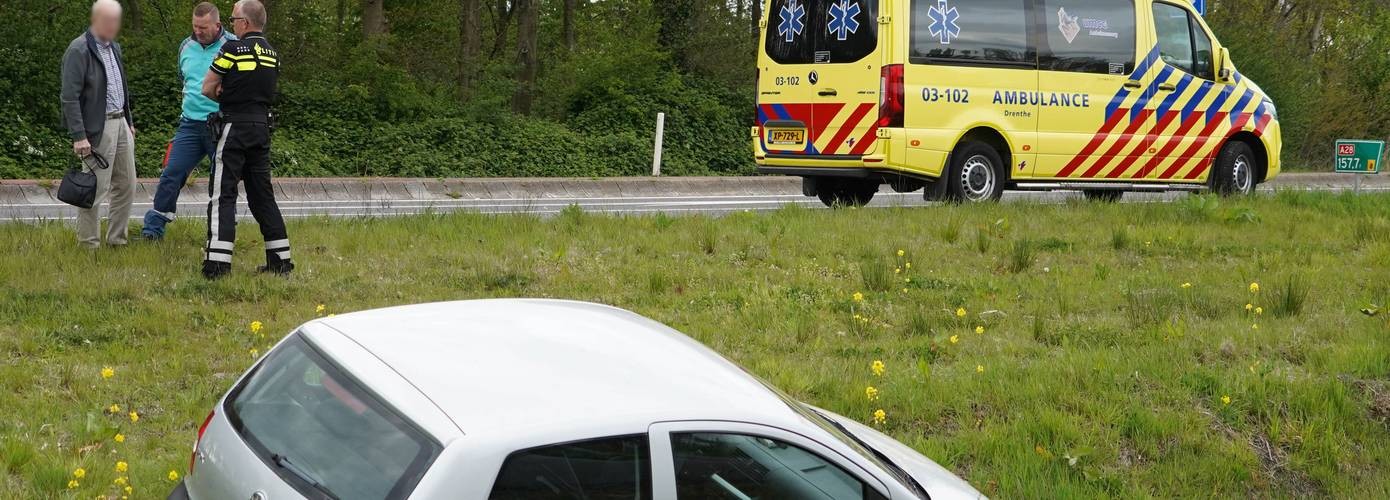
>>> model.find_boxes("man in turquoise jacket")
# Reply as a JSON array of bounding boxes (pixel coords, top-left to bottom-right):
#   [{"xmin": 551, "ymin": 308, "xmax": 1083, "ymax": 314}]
[{"xmin": 142, "ymin": 2, "xmax": 235, "ymax": 240}]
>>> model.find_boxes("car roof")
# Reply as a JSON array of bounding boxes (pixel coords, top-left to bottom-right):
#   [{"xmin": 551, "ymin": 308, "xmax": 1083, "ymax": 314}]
[{"xmin": 311, "ymin": 299, "xmax": 806, "ymax": 440}]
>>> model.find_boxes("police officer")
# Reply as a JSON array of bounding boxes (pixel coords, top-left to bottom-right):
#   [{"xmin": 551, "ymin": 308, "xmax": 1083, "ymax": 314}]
[{"xmin": 199, "ymin": 0, "xmax": 291, "ymax": 279}]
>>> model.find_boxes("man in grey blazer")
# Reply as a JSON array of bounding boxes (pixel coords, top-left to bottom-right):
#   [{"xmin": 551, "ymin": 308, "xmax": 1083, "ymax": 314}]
[{"xmin": 61, "ymin": 0, "xmax": 137, "ymax": 248}]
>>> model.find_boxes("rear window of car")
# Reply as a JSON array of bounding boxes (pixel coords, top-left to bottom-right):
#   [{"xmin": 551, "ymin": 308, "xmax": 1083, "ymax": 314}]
[
  {"xmin": 765, "ymin": 0, "xmax": 880, "ymax": 65},
  {"xmin": 224, "ymin": 334, "xmax": 442, "ymax": 500}
]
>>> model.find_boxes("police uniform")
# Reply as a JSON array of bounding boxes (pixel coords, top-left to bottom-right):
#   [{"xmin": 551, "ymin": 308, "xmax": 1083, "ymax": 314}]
[{"xmin": 203, "ymin": 31, "xmax": 291, "ymax": 277}]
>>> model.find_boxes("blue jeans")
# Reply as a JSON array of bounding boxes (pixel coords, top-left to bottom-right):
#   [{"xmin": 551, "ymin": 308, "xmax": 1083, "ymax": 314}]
[{"xmin": 143, "ymin": 118, "xmax": 215, "ymax": 238}]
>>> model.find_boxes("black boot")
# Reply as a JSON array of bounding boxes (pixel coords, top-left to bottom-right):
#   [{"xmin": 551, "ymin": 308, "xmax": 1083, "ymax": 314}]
[
  {"xmin": 202, "ymin": 261, "xmax": 232, "ymax": 280},
  {"xmin": 257, "ymin": 260, "xmax": 294, "ymax": 276}
]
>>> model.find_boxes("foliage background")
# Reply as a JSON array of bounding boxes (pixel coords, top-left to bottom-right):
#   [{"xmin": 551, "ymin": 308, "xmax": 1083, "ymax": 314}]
[{"xmin": 0, "ymin": 0, "xmax": 1385, "ymax": 179}]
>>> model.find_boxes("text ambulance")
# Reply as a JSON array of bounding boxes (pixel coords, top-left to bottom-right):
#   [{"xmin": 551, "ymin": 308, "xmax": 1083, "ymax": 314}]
[{"xmin": 754, "ymin": 0, "xmax": 1280, "ymax": 205}]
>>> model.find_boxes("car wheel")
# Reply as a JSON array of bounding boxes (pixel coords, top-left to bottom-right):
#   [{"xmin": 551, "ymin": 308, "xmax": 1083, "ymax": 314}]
[
  {"xmin": 944, "ymin": 141, "xmax": 1005, "ymax": 203},
  {"xmin": 817, "ymin": 179, "xmax": 878, "ymax": 208},
  {"xmin": 1082, "ymin": 190, "xmax": 1123, "ymax": 203},
  {"xmin": 1211, "ymin": 141, "xmax": 1257, "ymax": 196}
]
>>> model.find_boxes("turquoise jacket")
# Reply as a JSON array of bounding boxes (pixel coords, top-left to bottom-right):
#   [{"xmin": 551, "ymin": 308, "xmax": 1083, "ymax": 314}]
[{"xmin": 178, "ymin": 29, "xmax": 236, "ymax": 121}]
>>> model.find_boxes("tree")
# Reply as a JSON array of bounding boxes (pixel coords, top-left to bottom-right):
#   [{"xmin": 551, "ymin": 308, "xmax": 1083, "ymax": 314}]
[
  {"xmin": 562, "ymin": 0, "xmax": 577, "ymax": 51},
  {"xmin": 459, "ymin": 0, "xmax": 482, "ymax": 96},
  {"xmin": 363, "ymin": 0, "xmax": 388, "ymax": 37},
  {"xmin": 511, "ymin": 0, "xmax": 539, "ymax": 114}
]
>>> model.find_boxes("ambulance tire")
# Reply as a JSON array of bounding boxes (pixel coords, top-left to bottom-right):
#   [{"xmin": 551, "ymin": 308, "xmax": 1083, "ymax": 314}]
[
  {"xmin": 944, "ymin": 142, "xmax": 1006, "ymax": 203},
  {"xmin": 1082, "ymin": 190, "xmax": 1123, "ymax": 203},
  {"xmin": 817, "ymin": 179, "xmax": 878, "ymax": 208},
  {"xmin": 1212, "ymin": 141, "xmax": 1257, "ymax": 197}
]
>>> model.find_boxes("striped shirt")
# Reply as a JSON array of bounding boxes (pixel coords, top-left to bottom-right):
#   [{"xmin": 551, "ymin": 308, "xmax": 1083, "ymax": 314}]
[{"xmin": 93, "ymin": 38, "xmax": 125, "ymax": 114}]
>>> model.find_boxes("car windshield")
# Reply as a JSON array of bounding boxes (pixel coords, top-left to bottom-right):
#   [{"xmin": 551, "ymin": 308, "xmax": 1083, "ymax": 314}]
[{"xmin": 224, "ymin": 334, "xmax": 441, "ymax": 500}]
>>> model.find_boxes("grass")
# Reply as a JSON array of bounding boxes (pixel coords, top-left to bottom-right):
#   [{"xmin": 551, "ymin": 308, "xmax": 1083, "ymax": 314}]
[{"xmin": 2, "ymin": 192, "xmax": 1390, "ymax": 498}]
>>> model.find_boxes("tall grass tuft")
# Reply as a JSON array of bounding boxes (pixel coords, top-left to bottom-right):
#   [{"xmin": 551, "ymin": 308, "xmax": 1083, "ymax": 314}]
[
  {"xmin": 1270, "ymin": 274, "xmax": 1309, "ymax": 318},
  {"xmin": 859, "ymin": 253, "xmax": 893, "ymax": 292},
  {"xmin": 937, "ymin": 219, "xmax": 962, "ymax": 244},
  {"xmin": 1111, "ymin": 226, "xmax": 1131, "ymax": 251},
  {"xmin": 975, "ymin": 229, "xmax": 992, "ymax": 254},
  {"xmin": 1007, "ymin": 239, "xmax": 1036, "ymax": 274}
]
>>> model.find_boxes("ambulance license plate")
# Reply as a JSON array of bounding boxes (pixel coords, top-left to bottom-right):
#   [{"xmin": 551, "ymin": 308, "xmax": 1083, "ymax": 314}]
[{"xmin": 768, "ymin": 129, "xmax": 806, "ymax": 146}]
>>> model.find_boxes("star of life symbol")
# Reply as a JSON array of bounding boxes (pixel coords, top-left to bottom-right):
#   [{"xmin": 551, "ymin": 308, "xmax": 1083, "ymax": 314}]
[
  {"xmin": 927, "ymin": 0, "xmax": 961, "ymax": 44},
  {"xmin": 828, "ymin": 0, "xmax": 861, "ymax": 42},
  {"xmin": 778, "ymin": 1, "xmax": 806, "ymax": 43}
]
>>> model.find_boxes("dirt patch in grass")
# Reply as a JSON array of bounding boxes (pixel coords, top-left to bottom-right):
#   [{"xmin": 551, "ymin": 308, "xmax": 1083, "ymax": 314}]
[{"xmin": 1351, "ymin": 378, "xmax": 1390, "ymax": 430}]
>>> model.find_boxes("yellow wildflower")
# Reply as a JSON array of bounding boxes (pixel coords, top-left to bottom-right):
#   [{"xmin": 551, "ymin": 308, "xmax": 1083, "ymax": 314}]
[
  {"xmin": 905, "ymin": 262, "xmax": 912, "ymax": 269},
  {"xmin": 949, "ymin": 335, "xmax": 959, "ymax": 344},
  {"xmin": 853, "ymin": 292, "xmax": 864, "ymax": 303},
  {"xmin": 895, "ymin": 267, "xmax": 902, "ymax": 274},
  {"xmin": 1181, "ymin": 282, "xmax": 1192, "ymax": 289},
  {"xmin": 865, "ymin": 386, "xmax": 880, "ymax": 401},
  {"xmin": 1035, "ymin": 445, "xmax": 1053, "ymax": 459},
  {"xmin": 114, "ymin": 476, "xmax": 127, "ymax": 486},
  {"xmin": 67, "ymin": 479, "xmax": 79, "ymax": 489},
  {"xmin": 902, "ymin": 288, "xmax": 909, "ymax": 293},
  {"xmin": 872, "ymin": 409, "xmax": 887, "ymax": 425},
  {"xmin": 1245, "ymin": 303, "xmax": 1253, "ymax": 311},
  {"xmin": 250, "ymin": 348, "xmax": 259, "ymax": 358},
  {"xmin": 128, "ymin": 411, "xmax": 139, "ymax": 424},
  {"xmin": 1252, "ymin": 324, "xmax": 1260, "ymax": 330},
  {"xmin": 125, "ymin": 486, "xmax": 132, "ymax": 495},
  {"xmin": 73, "ymin": 468, "xmax": 86, "ymax": 479},
  {"xmin": 1255, "ymin": 307, "xmax": 1263, "ymax": 316},
  {"xmin": 1221, "ymin": 395, "xmax": 1232, "ymax": 406},
  {"xmin": 115, "ymin": 461, "xmax": 127, "ymax": 473},
  {"xmin": 316, "ymin": 304, "xmax": 326, "ymax": 314},
  {"xmin": 168, "ymin": 470, "xmax": 180, "ymax": 482},
  {"xmin": 897, "ymin": 249, "xmax": 905, "ymax": 257},
  {"xmin": 871, "ymin": 360, "xmax": 886, "ymax": 377},
  {"xmin": 113, "ymin": 433, "xmax": 125, "ymax": 443},
  {"xmin": 1249, "ymin": 282, "xmax": 1260, "ymax": 294},
  {"xmin": 975, "ymin": 325, "xmax": 985, "ymax": 335},
  {"xmin": 250, "ymin": 321, "xmax": 263, "ymax": 334},
  {"xmin": 955, "ymin": 307, "xmax": 967, "ymax": 318},
  {"xmin": 101, "ymin": 366, "xmax": 114, "ymax": 379},
  {"xmin": 108, "ymin": 403, "xmax": 121, "ymax": 414},
  {"xmin": 976, "ymin": 364, "xmax": 985, "ymax": 373}
]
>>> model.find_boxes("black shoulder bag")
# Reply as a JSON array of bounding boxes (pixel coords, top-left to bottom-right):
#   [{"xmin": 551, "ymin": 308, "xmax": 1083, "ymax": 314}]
[{"xmin": 57, "ymin": 153, "xmax": 109, "ymax": 209}]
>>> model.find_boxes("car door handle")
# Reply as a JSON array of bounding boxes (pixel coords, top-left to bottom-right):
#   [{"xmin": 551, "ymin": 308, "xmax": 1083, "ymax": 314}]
[
  {"xmin": 1158, "ymin": 83, "xmax": 1178, "ymax": 92},
  {"xmin": 818, "ymin": 89, "xmax": 838, "ymax": 97},
  {"xmin": 1123, "ymin": 80, "xmax": 1143, "ymax": 90}
]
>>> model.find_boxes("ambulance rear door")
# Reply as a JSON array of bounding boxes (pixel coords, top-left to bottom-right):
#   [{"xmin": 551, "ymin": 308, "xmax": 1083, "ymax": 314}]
[{"xmin": 759, "ymin": 0, "xmax": 884, "ymax": 159}]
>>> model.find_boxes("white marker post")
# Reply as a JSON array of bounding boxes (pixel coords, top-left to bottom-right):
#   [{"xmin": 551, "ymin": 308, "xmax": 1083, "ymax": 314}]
[{"xmin": 652, "ymin": 112, "xmax": 666, "ymax": 176}]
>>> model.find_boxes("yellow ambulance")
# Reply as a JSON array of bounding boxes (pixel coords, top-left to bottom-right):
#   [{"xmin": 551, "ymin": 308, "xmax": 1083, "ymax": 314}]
[{"xmin": 754, "ymin": 0, "xmax": 1280, "ymax": 205}]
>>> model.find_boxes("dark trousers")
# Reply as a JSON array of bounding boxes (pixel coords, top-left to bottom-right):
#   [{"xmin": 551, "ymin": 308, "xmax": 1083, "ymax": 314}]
[{"xmin": 205, "ymin": 121, "xmax": 290, "ymax": 266}]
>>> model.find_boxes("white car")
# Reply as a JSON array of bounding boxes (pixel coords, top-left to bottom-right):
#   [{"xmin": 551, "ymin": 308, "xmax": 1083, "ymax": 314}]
[{"xmin": 170, "ymin": 300, "xmax": 983, "ymax": 500}]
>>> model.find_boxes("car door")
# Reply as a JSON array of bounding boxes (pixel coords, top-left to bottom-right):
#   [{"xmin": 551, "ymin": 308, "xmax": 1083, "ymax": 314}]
[
  {"xmin": 1032, "ymin": 0, "xmax": 1151, "ymax": 179},
  {"xmin": 649, "ymin": 421, "xmax": 891, "ymax": 500},
  {"xmin": 1146, "ymin": 0, "xmax": 1239, "ymax": 181},
  {"xmin": 759, "ymin": 0, "xmax": 882, "ymax": 157}
]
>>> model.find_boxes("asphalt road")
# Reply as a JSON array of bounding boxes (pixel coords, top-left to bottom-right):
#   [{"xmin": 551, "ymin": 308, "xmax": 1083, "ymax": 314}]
[{"xmin": 1, "ymin": 174, "xmax": 1385, "ymax": 222}]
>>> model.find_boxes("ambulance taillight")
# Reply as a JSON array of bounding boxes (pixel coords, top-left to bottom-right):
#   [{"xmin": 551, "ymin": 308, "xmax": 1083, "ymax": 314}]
[{"xmin": 879, "ymin": 64, "xmax": 904, "ymax": 128}]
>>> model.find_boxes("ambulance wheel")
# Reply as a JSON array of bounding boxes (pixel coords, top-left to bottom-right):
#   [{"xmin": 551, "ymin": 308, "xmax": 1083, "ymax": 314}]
[
  {"xmin": 945, "ymin": 142, "xmax": 1005, "ymax": 203},
  {"xmin": 1082, "ymin": 190, "xmax": 1123, "ymax": 203},
  {"xmin": 1212, "ymin": 141, "xmax": 1257, "ymax": 196},
  {"xmin": 817, "ymin": 179, "xmax": 878, "ymax": 208}
]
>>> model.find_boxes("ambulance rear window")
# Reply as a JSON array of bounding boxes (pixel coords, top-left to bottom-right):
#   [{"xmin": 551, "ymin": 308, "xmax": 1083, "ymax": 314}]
[{"xmin": 765, "ymin": 0, "xmax": 879, "ymax": 65}]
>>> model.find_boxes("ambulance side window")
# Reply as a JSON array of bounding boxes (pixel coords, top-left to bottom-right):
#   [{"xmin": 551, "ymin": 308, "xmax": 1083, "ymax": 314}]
[
  {"xmin": 1153, "ymin": 2, "xmax": 1207, "ymax": 79},
  {"xmin": 910, "ymin": 0, "xmax": 1033, "ymax": 67},
  {"xmin": 1036, "ymin": 0, "xmax": 1136, "ymax": 75}
]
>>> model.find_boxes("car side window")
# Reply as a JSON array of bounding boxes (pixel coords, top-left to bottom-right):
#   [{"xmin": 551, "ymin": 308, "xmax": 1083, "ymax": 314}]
[
  {"xmin": 1153, "ymin": 2, "xmax": 1204, "ymax": 78},
  {"xmin": 488, "ymin": 436, "xmax": 652, "ymax": 500},
  {"xmin": 1037, "ymin": 0, "xmax": 1137, "ymax": 75},
  {"xmin": 1190, "ymin": 17, "xmax": 1215, "ymax": 80},
  {"xmin": 911, "ymin": 0, "xmax": 1033, "ymax": 66},
  {"xmin": 671, "ymin": 432, "xmax": 886, "ymax": 500}
]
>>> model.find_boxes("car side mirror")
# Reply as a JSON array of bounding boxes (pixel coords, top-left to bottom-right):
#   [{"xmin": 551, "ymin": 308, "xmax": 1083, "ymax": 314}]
[{"xmin": 1217, "ymin": 47, "xmax": 1233, "ymax": 82}]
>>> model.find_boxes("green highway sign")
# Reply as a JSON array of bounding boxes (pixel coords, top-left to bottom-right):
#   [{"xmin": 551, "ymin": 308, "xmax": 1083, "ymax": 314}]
[{"xmin": 1334, "ymin": 139, "xmax": 1384, "ymax": 174}]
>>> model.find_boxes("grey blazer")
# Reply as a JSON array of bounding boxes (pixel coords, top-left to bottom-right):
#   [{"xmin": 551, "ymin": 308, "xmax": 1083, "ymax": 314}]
[{"xmin": 60, "ymin": 31, "xmax": 134, "ymax": 147}]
